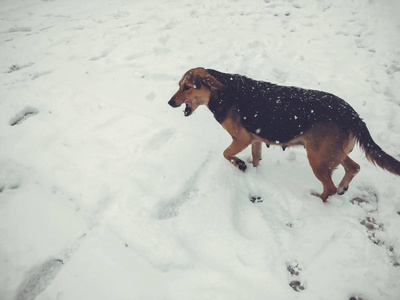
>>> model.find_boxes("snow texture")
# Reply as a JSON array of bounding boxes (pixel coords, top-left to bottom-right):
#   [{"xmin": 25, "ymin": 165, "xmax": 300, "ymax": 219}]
[{"xmin": 1, "ymin": 0, "xmax": 400, "ymax": 299}]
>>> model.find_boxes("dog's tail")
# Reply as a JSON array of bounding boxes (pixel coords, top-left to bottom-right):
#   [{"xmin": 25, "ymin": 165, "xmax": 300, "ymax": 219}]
[{"xmin": 352, "ymin": 119, "xmax": 400, "ymax": 176}]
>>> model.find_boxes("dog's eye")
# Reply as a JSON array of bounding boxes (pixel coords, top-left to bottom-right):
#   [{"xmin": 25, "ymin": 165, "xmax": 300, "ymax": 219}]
[{"xmin": 183, "ymin": 85, "xmax": 191, "ymax": 91}]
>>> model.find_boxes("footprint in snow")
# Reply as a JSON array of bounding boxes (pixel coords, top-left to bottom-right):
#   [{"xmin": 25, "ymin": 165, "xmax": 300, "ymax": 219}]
[
  {"xmin": 16, "ymin": 259, "xmax": 64, "ymax": 300},
  {"xmin": 4, "ymin": 182, "xmax": 21, "ymax": 190},
  {"xmin": 146, "ymin": 128, "xmax": 174, "ymax": 150},
  {"xmin": 350, "ymin": 186, "xmax": 378, "ymax": 213},
  {"xmin": 249, "ymin": 195, "xmax": 263, "ymax": 203},
  {"xmin": 7, "ymin": 26, "xmax": 31, "ymax": 33},
  {"xmin": 351, "ymin": 186, "xmax": 400, "ymax": 267},
  {"xmin": 9, "ymin": 107, "xmax": 39, "ymax": 126},
  {"xmin": 89, "ymin": 48, "xmax": 113, "ymax": 61},
  {"xmin": 158, "ymin": 187, "xmax": 198, "ymax": 220},
  {"xmin": 286, "ymin": 260, "xmax": 306, "ymax": 292},
  {"xmin": 8, "ymin": 64, "xmax": 21, "ymax": 73},
  {"xmin": 359, "ymin": 216, "xmax": 383, "ymax": 245},
  {"xmin": 6, "ymin": 62, "xmax": 34, "ymax": 73},
  {"xmin": 15, "ymin": 232, "xmax": 88, "ymax": 300},
  {"xmin": 285, "ymin": 218, "xmax": 303, "ymax": 228}
]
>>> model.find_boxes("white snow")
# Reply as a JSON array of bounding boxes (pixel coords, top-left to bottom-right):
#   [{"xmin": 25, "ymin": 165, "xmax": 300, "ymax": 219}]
[{"xmin": 1, "ymin": 0, "xmax": 400, "ymax": 299}]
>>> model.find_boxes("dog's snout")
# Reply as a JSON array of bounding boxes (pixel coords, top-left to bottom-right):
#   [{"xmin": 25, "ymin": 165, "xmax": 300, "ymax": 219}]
[{"xmin": 168, "ymin": 98, "xmax": 178, "ymax": 107}]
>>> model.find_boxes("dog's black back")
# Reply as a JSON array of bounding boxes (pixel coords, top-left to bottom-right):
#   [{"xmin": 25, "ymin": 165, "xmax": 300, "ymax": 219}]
[{"xmin": 207, "ymin": 69, "xmax": 361, "ymax": 143}]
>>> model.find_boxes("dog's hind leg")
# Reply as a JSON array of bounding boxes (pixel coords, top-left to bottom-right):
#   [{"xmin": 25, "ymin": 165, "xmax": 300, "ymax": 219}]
[
  {"xmin": 305, "ymin": 124, "xmax": 355, "ymax": 201},
  {"xmin": 308, "ymin": 159, "xmax": 338, "ymax": 202},
  {"xmin": 338, "ymin": 156, "xmax": 360, "ymax": 195},
  {"xmin": 306, "ymin": 137, "xmax": 342, "ymax": 202},
  {"xmin": 251, "ymin": 141, "xmax": 262, "ymax": 167}
]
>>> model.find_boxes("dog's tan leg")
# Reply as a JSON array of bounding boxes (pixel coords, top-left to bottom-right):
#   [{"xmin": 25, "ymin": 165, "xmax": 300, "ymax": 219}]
[
  {"xmin": 306, "ymin": 138, "xmax": 341, "ymax": 202},
  {"xmin": 224, "ymin": 138, "xmax": 252, "ymax": 172},
  {"xmin": 304, "ymin": 124, "xmax": 356, "ymax": 201},
  {"xmin": 308, "ymin": 156, "xmax": 338, "ymax": 202},
  {"xmin": 251, "ymin": 141, "xmax": 262, "ymax": 167},
  {"xmin": 338, "ymin": 156, "xmax": 360, "ymax": 195}
]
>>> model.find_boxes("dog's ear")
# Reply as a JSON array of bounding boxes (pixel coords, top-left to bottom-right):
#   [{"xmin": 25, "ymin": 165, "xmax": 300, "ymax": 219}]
[
  {"xmin": 203, "ymin": 74, "xmax": 224, "ymax": 90},
  {"xmin": 193, "ymin": 76, "xmax": 202, "ymax": 89}
]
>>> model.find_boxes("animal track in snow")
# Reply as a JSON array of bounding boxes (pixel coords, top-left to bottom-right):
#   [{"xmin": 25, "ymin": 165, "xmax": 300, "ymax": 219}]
[
  {"xmin": 89, "ymin": 48, "xmax": 113, "ymax": 61},
  {"xmin": 6, "ymin": 26, "xmax": 31, "ymax": 33},
  {"xmin": 9, "ymin": 107, "xmax": 39, "ymax": 126},
  {"xmin": 6, "ymin": 62, "xmax": 34, "ymax": 73},
  {"xmin": 286, "ymin": 260, "xmax": 305, "ymax": 292},
  {"xmin": 157, "ymin": 157, "xmax": 212, "ymax": 220},
  {"xmin": 0, "ymin": 183, "xmax": 19, "ymax": 192},
  {"xmin": 285, "ymin": 217, "xmax": 303, "ymax": 228},
  {"xmin": 15, "ymin": 232, "xmax": 88, "ymax": 300},
  {"xmin": 8, "ymin": 182, "xmax": 21, "ymax": 190},
  {"xmin": 359, "ymin": 216, "xmax": 383, "ymax": 245},
  {"xmin": 351, "ymin": 186, "xmax": 400, "ymax": 267},
  {"xmin": 157, "ymin": 187, "xmax": 198, "ymax": 220},
  {"xmin": 146, "ymin": 128, "xmax": 174, "ymax": 150},
  {"xmin": 249, "ymin": 195, "xmax": 263, "ymax": 203},
  {"xmin": 349, "ymin": 296, "xmax": 365, "ymax": 300},
  {"xmin": 16, "ymin": 259, "xmax": 64, "ymax": 300},
  {"xmin": 31, "ymin": 70, "xmax": 52, "ymax": 80}
]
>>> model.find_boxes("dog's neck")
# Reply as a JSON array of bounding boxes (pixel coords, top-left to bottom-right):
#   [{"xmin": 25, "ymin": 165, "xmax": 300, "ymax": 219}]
[{"xmin": 207, "ymin": 90, "xmax": 234, "ymax": 124}]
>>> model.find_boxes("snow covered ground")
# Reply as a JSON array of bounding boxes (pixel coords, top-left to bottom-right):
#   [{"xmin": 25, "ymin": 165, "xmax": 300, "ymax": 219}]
[{"xmin": 1, "ymin": 0, "xmax": 400, "ymax": 299}]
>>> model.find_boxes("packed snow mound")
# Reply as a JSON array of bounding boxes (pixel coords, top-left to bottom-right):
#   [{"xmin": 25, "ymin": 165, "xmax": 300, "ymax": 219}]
[{"xmin": 1, "ymin": 0, "xmax": 400, "ymax": 299}]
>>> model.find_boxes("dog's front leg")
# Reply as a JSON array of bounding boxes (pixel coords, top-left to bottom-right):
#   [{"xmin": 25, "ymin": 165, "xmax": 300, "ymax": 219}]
[
  {"xmin": 251, "ymin": 141, "xmax": 262, "ymax": 167},
  {"xmin": 223, "ymin": 138, "xmax": 251, "ymax": 172}
]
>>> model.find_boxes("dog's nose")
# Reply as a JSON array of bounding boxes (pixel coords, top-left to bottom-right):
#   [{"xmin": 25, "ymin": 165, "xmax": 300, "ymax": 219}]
[{"xmin": 168, "ymin": 98, "xmax": 177, "ymax": 107}]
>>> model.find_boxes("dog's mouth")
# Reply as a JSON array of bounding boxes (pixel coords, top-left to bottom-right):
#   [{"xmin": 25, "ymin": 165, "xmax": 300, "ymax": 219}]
[{"xmin": 183, "ymin": 100, "xmax": 192, "ymax": 117}]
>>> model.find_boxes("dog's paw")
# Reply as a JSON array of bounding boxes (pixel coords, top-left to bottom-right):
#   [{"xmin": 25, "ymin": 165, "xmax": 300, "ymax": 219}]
[
  {"xmin": 337, "ymin": 186, "xmax": 348, "ymax": 195},
  {"xmin": 311, "ymin": 191, "xmax": 326, "ymax": 202},
  {"xmin": 235, "ymin": 159, "xmax": 247, "ymax": 172}
]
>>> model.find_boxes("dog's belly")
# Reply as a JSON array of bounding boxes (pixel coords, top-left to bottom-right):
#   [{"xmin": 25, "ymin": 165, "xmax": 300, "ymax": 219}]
[{"xmin": 242, "ymin": 114, "xmax": 314, "ymax": 143}]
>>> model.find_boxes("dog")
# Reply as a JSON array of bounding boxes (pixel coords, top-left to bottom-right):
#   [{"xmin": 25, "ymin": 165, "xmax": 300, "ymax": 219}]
[{"xmin": 168, "ymin": 68, "xmax": 400, "ymax": 201}]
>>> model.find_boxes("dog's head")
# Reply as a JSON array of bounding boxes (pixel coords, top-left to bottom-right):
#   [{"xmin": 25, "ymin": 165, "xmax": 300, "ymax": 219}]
[{"xmin": 168, "ymin": 68, "xmax": 224, "ymax": 116}]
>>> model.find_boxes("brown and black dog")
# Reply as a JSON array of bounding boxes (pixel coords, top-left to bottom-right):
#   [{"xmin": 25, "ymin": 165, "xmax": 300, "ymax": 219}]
[{"xmin": 168, "ymin": 68, "xmax": 400, "ymax": 201}]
